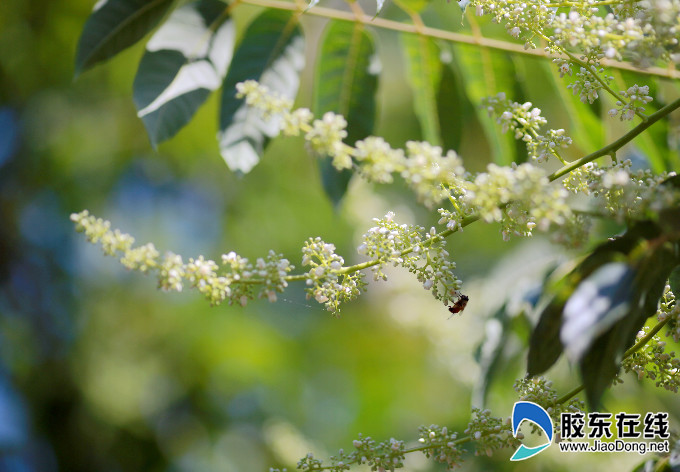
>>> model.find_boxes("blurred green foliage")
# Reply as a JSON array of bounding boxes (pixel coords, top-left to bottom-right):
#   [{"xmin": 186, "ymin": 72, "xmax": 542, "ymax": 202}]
[{"xmin": 0, "ymin": 1, "xmax": 678, "ymax": 471}]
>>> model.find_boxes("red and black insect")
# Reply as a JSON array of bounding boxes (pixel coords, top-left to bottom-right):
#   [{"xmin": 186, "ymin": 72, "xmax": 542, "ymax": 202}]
[{"xmin": 448, "ymin": 294, "xmax": 469, "ymax": 315}]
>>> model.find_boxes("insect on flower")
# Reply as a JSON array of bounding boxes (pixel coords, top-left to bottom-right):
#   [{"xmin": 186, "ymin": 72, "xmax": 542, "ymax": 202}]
[{"xmin": 448, "ymin": 294, "xmax": 469, "ymax": 316}]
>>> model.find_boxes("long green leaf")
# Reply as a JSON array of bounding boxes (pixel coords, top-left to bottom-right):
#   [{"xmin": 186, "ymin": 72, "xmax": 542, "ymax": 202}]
[
  {"xmin": 218, "ymin": 10, "xmax": 304, "ymax": 173},
  {"xmin": 540, "ymin": 58, "xmax": 603, "ymax": 153},
  {"xmin": 75, "ymin": 0, "xmax": 175, "ymax": 76},
  {"xmin": 451, "ymin": 44, "xmax": 517, "ymax": 165},
  {"xmin": 437, "ymin": 52, "xmax": 475, "ymax": 153},
  {"xmin": 579, "ymin": 242, "xmax": 680, "ymax": 407},
  {"xmin": 527, "ymin": 220, "xmax": 660, "ymax": 377},
  {"xmin": 133, "ymin": 0, "xmax": 233, "ymax": 147},
  {"xmin": 561, "ymin": 263, "xmax": 636, "ymax": 363},
  {"xmin": 473, "ymin": 303, "xmax": 532, "ymax": 406},
  {"xmin": 314, "ymin": 22, "xmax": 378, "ymax": 206},
  {"xmin": 402, "ymin": 34, "xmax": 442, "ymax": 145},
  {"xmin": 393, "ymin": 0, "xmax": 429, "ymax": 13}
]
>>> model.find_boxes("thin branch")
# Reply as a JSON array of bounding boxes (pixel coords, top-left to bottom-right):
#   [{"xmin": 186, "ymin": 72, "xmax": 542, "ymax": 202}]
[
  {"xmin": 553, "ymin": 316, "xmax": 672, "ymax": 406},
  {"xmin": 548, "ymin": 96, "xmax": 680, "ymax": 181},
  {"xmin": 238, "ymin": 0, "xmax": 680, "ymax": 80}
]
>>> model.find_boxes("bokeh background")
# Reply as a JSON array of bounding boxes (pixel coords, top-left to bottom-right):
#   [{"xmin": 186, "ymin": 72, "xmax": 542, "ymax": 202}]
[{"xmin": 1, "ymin": 1, "xmax": 679, "ymax": 471}]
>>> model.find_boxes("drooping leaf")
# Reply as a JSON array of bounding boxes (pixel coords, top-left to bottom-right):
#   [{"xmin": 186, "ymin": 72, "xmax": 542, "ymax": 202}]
[
  {"xmin": 669, "ymin": 266, "xmax": 680, "ymax": 295},
  {"xmin": 579, "ymin": 242, "xmax": 680, "ymax": 408},
  {"xmin": 473, "ymin": 302, "xmax": 532, "ymax": 407},
  {"xmin": 313, "ymin": 22, "xmax": 378, "ymax": 206},
  {"xmin": 525, "ymin": 57, "xmax": 604, "ymax": 154},
  {"xmin": 527, "ymin": 220, "xmax": 662, "ymax": 376},
  {"xmin": 402, "ymin": 34, "xmax": 442, "ymax": 145},
  {"xmin": 218, "ymin": 10, "xmax": 304, "ymax": 174},
  {"xmin": 561, "ymin": 262, "xmax": 636, "ymax": 363},
  {"xmin": 75, "ymin": 0, "xmax": 175, "ymax": 76},
  {"xmin": 437, "ymin": 58, "xmax": 471, "ymax": 153},
  {"xmin": 451, "ymin": 44, "xmax": 517, "ymax": 165},
  {"xmin": 527, "ymin": 295, "xmax": 566, "ymax": 376},
  {"xmin": 133, "ymin": 0, "xmax": 234, "ymax": 147}
]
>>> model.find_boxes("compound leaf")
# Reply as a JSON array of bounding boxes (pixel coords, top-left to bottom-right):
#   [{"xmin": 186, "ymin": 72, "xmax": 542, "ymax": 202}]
[
  {"xmin": 314, "ymin": 22, "xmax": 378, "ymax": 206},
  {"xmin": 402, "ymin": 34, "xmax": 441, "ymax": 145},
  {"xmin": 218, "ymin": 10, "xmax": 304, "ymax": 173},
  {"xmin": 452, "ymin": 44, "xmax": 517, "ymax": 165},
  {"xmin": 134, "ymin": 0, "xmax": 234, "ymax": 146},
  {"xmin": 561, "ymin": 262, "xmax": 636, "ymax": 363},
  {"xmin": 75, "ymin": 0, "xmax": 175, "ymax": 76}
]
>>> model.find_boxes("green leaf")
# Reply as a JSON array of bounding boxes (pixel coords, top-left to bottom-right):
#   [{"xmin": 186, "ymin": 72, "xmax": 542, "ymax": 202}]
[
  {"xmin": 402, "ymin": 34, "xmax": 442, "ymax": 145},
  {"xmin": 669, "ymin": 266, "xmax": 680, "ymax": 295},
  {"xmin": 133, "ymin": 0, "xmax": 233, "ymax": 147},
  {"xmin": 527, "ymin": 220, "xmax": 661, "ymax": 376},
  {"xmin": 313, "ymin": 22, "xmax": 378, "ymax": 206},
  {"xmin": 451, "ymin": 44, "xmax": 517, "ymax": 165},
  {"xmin": 530, "ymin": 58, "xmax": 604, "ymax": 153},
  {"xmin": 527, "ymin": 296, "xmax": 566, "ymax": 376},
  {"xmin": 218, "ymin": 10, "xmax": 304, "ymax": 174},
  {"xmin": 437, "ymin": 59, "xmax": 469, "ymax": 152},
  {"xmin": 579, "ymin": 242, "xmax": 680, "ymax": 408},
  {"xmin": 75, "ymin": 0, "xmax": 175, "ymax": 76},
  {"xmin": 473, "ymin": 303, "xmax": 532, "ymax": 406},
  {"xmin": 561, "ymin": 263, "xmax": 636, "ymax": 363},
  {"xmin": 393, "ymin": 0, "xmax": 429, "ymax": 13}
]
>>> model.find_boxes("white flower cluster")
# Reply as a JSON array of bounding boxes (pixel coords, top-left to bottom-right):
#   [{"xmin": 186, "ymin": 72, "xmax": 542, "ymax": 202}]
[
  {"xmin": 436, "ymin": 205, "xmax": 468, "ymax": 234},
  {"xmin": 482, "ymin": 93, "xmax": 572, "ymax": 163},
  {"xmin": 237, "ymin": 80, "xmax": 352, "ymax": 169},
  {"xmin": 658, "ymin": 285, "xmax": 680, "ymax": 343},
  {"xmin": 71, "ymin": 210, "xmax": 293, "ymax": 306},
  {"xmin": 464, "ymin": 409, "xmax": 520, "ymax": 457},
  {"xmin": 465, "ymin": 163, "xmax": 572, "ymax": 240},
  {"xmin": 467, "ymin": 0, "xmax": 557, "ymax": 47},
  {"xmin": 357, "ymin": 212, "xmax": 462, "ymax": 306},
  {"xmin": 561, "ymin": 160, "xmax": 680, "ymax": 221},
  {"xmin": 306, "ymin": 112, "xmax": 352, "ymax": 169},
  {"xmin": 235, "ymin": 81, "xmax": 585, "ymax": 247},
  {"xmin": 236, "ymin": 80, "xmax": 292, "ymax": 118},
  {"xmin": 354, "ymin": 137, "xmax": 405, "ymax": 183},
  {"xmin": 551, "ymin": 3, "xmax": 680, "ymax": 67},
  {"xmin": 235, "ymin": 80, "xmax": 468, "ymax": 207},
  {"xmin": 608, "ymin": 84, "xmax": 654, "ymax": 121},
  {"xmin": 401, "ymin": 142, "xmax": 467, "ymax": 207},
  {"xmin": 301, "ymin": 237, "xmax": 365, "ymax": 312},
  {"xmin": 514, "ymin": 377, "xmax": 585, "ymax": 434},
  {"xmin": 566, "ymin": 66, "xmax": 613, "ymax": 104},
  {"xmin": 417, "ymin": 425, "xmax": 463, "ymax": 469},
  {"xmin": 533, "ymin": 128, "xmax": 573, "ymax": 163},
  {"xmin": 622, "ymin": 329, "xmax": 680, "ymax": 393},
  {"xmin": 293, "ymin": 434, "xmax": 407, "ymax": 472},
  {"xmin": 467, "ymin": 0, "xmax": 675, "ymax": 114}
]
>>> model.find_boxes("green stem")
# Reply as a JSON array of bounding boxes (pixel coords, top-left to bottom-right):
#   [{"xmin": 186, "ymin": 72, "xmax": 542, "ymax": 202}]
[
  {"xmin": 553, "ymin": 316, "xmax": 672, "ymax": 406},
  {"xmin": 548, "ymin": 96, "xmax": 680, "ymax": 181},
  {"xmin": 623, "ymin": 317, "xmax": 671, "ymax": 358},
  {"xmin": 239, "ymin": 96, "xmax": 680, "ymax": 288}
]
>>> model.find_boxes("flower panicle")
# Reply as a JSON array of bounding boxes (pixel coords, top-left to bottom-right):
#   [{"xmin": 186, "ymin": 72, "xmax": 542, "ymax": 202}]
[{"xmin": 70, "ymin": 210, "xmax": 293, "ymax": 306}]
